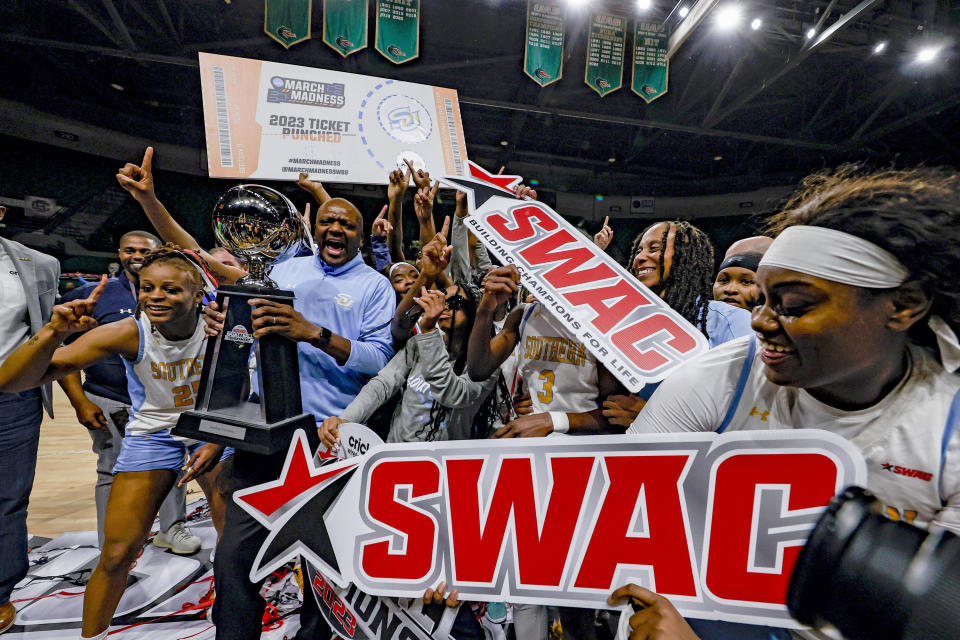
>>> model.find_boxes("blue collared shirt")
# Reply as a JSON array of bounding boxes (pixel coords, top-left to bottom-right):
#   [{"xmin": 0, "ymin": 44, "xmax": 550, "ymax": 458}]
[{"xmin": 269, "ymin": 251, "xmax": 396, "ymax": 422}]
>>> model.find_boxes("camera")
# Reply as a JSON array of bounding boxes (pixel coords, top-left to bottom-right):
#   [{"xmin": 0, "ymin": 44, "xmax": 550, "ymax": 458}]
[{"xmin": 787, "ymin": 486, "xmax": 960, "ymax": 640}]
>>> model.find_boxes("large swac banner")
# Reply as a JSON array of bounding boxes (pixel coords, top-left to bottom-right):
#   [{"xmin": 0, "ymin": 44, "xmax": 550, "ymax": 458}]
[
  {"xmin": 237, "ymin": 429, "xmax": 866, "ymax": 629},
  {"xmin": 198, "ymin": 53, "xmax": 467, "ymax": 182},
  {"xmin": 439, "ymin": 162, "xmax": 708, "ymax": 393}
]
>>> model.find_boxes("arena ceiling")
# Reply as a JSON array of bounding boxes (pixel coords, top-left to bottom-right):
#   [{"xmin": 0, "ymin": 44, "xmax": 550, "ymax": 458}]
[{"xmin": 1, "ymin": 0, "xmax": 959, "ymax": 197}]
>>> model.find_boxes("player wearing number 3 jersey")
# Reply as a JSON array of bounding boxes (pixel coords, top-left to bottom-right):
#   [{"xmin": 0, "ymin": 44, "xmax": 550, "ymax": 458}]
[
  {"xmin": 0, "ymin": 245, "xmax": 229, "ymax": 640},
  {"xmin": 514, "ymin": 302, "xmax": 601, "ymax": 415}
]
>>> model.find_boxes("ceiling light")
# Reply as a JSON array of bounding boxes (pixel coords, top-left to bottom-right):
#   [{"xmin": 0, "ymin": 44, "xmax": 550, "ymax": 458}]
[
  {"xmin": 916, "ymin": 46, "xmax": 940, "ymax": 63},
  {"xmin": 715, "ymin": 4, "xmax": 742, "ymax": 30},
  {"xmin": 500, "ymin": 139, "xmax": 509, "ymax": 146},
  {"xmin": 678, "ymin": 6, "xmax": 690, "ymax": 18},
  {"xmin": 110, "ymin": 83, "xmax": 124, "ymax": 91},
  {"xmin": 713, "ymin": 155, "xmax": 723, "ymax": 161},
  {"xmin": 873, "ymin": 41, "xmax": 887, "ymax": 54},
  {"xmin": 565, "ymin": 0, "xmax": 590, "ymax": 7},
  {"xmin": 608, "ymin": 156, "xmax": 617, "ymax": 163},
  {"xmin": 637, "ymin": 0, "xmax": 652, "ymax": 9},
  {"xmin": 806, "ymin": 28, "xmax": 816, "ymax": 40},
  {"xmin": 750, "ymin": 17, "xmax": 762, "ymax": 30}
]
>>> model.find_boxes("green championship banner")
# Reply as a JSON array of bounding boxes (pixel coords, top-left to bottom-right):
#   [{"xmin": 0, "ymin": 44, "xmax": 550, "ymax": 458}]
[
  {"xmin": 264, "ymin": 0, "xmax": 312, "ymax": 49},
  {"xmin": 585, "ymin": 12, "xmax": 626, "ymax": 97},
  {"xmin": 375, "ymin": 0, "xmax": 419, "ymax": 64},
  {"xmin": 632, "ymin": 21, "xmax": 669, "ymax": 103},
  {"xmin": 523, "ymin": 1, "xmax": 564, "ymax": 87},
  {"xmin": 323, "ymin": 0, "xmax": 368, "ymax": 57}
]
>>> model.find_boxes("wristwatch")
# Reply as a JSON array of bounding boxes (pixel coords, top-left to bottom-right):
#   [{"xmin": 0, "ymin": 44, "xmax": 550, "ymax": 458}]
[{"xmin": 314, "ymin": 326, "xmax": 333, "ymax": 348}]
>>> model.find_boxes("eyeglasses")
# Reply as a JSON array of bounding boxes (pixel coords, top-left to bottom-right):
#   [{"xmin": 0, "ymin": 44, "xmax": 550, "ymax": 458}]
[{"xmin": 444, "ymin": 294, "xmax": 469, "ymax": 311}]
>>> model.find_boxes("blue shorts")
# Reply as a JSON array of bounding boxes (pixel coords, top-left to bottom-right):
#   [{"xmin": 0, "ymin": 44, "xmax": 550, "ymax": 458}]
[{"xmin": 114, "ymin": 430, "xmax": 234, "ymax": 474}]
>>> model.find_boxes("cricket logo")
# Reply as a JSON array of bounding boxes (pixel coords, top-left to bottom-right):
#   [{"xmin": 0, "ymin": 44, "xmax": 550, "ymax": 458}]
[{"xmin": 387, "ymin": 45, "xmax": 406, "ymax": 58}]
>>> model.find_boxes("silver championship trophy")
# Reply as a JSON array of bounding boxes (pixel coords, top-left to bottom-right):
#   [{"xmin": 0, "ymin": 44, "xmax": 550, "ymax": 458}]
[{"xmin": 173, "ymin": 185, "xmax": 319, "ymax": 454}]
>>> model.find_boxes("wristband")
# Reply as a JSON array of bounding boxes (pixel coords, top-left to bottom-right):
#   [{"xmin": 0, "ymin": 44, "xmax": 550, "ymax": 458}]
[{"xmin": 549, "ymin": 411, "xmax": 569, "ymax": 434}]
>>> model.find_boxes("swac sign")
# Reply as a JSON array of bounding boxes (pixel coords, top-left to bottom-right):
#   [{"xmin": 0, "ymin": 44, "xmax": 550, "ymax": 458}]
[
  {"xmin": 236, "ymin": 430, "xmax": 865, "ymax": 628},
  {"xmin": 437, "ymin": 162, "xmax": 709, "ymax": 392}
]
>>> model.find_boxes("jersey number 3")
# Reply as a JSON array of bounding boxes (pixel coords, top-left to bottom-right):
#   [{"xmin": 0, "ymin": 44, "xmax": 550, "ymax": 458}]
[{"xmin": 538, "ymin": 370, "xmax": 555, "ymax": 405}]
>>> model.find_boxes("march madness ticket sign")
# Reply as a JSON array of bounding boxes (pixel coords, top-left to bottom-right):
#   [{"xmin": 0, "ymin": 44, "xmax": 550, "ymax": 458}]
[{"xmin": 198, "ymin": 53, "xmax": 467, "ymax": 182}]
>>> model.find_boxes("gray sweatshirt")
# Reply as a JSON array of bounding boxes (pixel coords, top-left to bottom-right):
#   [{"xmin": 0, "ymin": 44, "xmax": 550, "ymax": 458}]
[
  {"xmin": 339, "ymin": 328, "xmax": 497, "ymax": 442},
  {"xmin": 449, "ymin": 214, "xmax": 494, "ymax": 285}
]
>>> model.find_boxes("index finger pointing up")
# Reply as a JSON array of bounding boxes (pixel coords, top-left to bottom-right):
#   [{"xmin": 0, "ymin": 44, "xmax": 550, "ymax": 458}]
[
  {"xmin": 438, "ymin": 215, "xmax": 451, "ymax": 240},
  {"xmin": 603, "ymin": 216, "xmax": 610, "ymax": 227},
  {"xmin": 88, "ymin": 274, "xmax": 109, "ymax": 303},
  {"xmin": 141, "ymin": 146, "xmax": 154, "ymax": 173},
  {"xmin": 374, "ymin": 205, "xmax": 387, "ymax": 222}
]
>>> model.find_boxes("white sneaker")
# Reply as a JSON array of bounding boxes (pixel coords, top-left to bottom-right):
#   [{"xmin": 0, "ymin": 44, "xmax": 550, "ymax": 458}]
[{"xmin": 153, "ymin": 522, "xmax": 201, "ymax": 555}]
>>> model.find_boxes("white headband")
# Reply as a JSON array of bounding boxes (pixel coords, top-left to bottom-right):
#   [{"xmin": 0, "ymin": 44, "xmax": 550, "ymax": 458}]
[
  {"xmin": 388, "ymin": 262, "xmax": 417, "ymax": 278},
  {"xmin": 759, "ymin": 225, "xmax": 960, "ymax": 372},
  {"xmin": 760, "ymin": 225, "xmax": 909, "ymax": 288}
]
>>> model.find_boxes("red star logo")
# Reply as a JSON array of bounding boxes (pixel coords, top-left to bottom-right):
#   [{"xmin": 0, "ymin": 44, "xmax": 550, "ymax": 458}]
[
  {"xmin": 466, "ymin": 161, "xmax": 523, "ymax": 193},
  {"xmin": 235, "ymin": 431, "xmax": 357, "ymax": 521}
]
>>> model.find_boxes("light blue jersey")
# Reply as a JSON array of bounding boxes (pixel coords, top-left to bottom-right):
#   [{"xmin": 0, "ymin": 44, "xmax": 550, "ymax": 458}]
[{"xmin": 269, "ymin": 252, "xmax": 396, "ymax": 422}]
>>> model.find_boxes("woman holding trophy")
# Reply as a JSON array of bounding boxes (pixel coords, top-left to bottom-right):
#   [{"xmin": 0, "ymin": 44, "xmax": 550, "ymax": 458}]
[{"xmin": 0, "ymin": 246, "xmax": 230, "ymax": 640}]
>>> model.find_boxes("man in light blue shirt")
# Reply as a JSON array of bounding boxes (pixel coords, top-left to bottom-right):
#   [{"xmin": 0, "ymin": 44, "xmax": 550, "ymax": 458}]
[{"xmin": 212, "ymin": 197, "xmax": 395, "ymax": 640}]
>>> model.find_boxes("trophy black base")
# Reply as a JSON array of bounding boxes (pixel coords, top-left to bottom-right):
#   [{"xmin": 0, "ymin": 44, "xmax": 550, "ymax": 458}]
[{"xmin": 173, "ymin": 408, "xmax": 318, "ymax": 455}]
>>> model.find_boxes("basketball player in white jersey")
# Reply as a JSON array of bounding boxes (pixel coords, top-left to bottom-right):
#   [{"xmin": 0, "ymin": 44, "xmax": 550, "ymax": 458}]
[
  {"xmin": 611, "ymin": 168, "xmax": 960, "ymax": 639},
  {"xmin": 468, "ymin": 264, "xmax": 621, "ymax": 438},
  {"xmin": 0, "ymin": 246, "xmax": 229, "ymax": 640},
  {"xmin": 468, "ymin": 264, "xmax": 622, "ymax": 640}
]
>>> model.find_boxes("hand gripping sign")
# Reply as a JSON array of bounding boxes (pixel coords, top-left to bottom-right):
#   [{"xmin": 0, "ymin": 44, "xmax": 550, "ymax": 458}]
[
  {"xmin": 236, "ymin": 429, "xmax": 866, "ymax": 629},
  {"xmin": 436, "ymin": 161, "xmax": 709, "ymax": 393}
]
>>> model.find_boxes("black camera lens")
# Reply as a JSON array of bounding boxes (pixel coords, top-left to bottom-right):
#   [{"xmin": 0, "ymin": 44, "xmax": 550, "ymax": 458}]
[{"xmin": 787, "ymin": 486, "xmax": 960, "ymax": 640}]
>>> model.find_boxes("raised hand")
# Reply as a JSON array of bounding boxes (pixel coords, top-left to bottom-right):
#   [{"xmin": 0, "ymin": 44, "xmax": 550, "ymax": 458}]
[
  {"xmin": 405, "ymin": 158, "xmax": 432, "ymax": 190},
  {"xmin": 413, "ymin": 181, "xmax": 441, "ymax": 225},
  {"xmin": 388, "ymin": 162, "xmax": 413, "ymax": 201},
  {"xmin": 479, "ymin": 264, "xmax": 520, "ymax": 312},
  {"xmin": 116, "ymin": 147, "xmax": 156, "ymax": 203},
  {"xmin": 594, "ymin": 216, "xmax": 614, "ymax": 250},
  {"xmin": 513, "ymin": 183, "xmax": 538, "ymax": 201},
  {"xmin": 49, "ymin": 275, "xmax": 108, "ymax": 336},
  {"xmin": 371, "ymin": 205, "xmax": 392, "ymax": 238},
  {"xmin": 296, "ymin": 172, "xmax": 331, "ymax": 205},
  {"xmin": 420, "ymin": 216, "xmax": 452, "ymax": 278},
  {"xmin": 454, "ymin": 190, "xmax": 469, "ymax": 217},
  {"xmin": 413, "ymin": 287, "xmax": 446, "ymax": 332}
]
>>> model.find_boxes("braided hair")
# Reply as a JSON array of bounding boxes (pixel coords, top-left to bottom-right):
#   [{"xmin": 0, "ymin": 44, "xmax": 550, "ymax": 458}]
[
  {"xmin": 414, "ymin": 283, "xmax": 507, "ymax": 442},
  {"xmin": 628, "ymin": 221, "xmax": 714, "ymax": 337}
]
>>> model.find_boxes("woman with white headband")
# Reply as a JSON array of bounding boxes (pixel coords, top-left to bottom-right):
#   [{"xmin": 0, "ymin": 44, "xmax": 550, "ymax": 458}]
[{"xmin": 609, "ymin": 167, "xmax": 960, "ymax": 640}]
